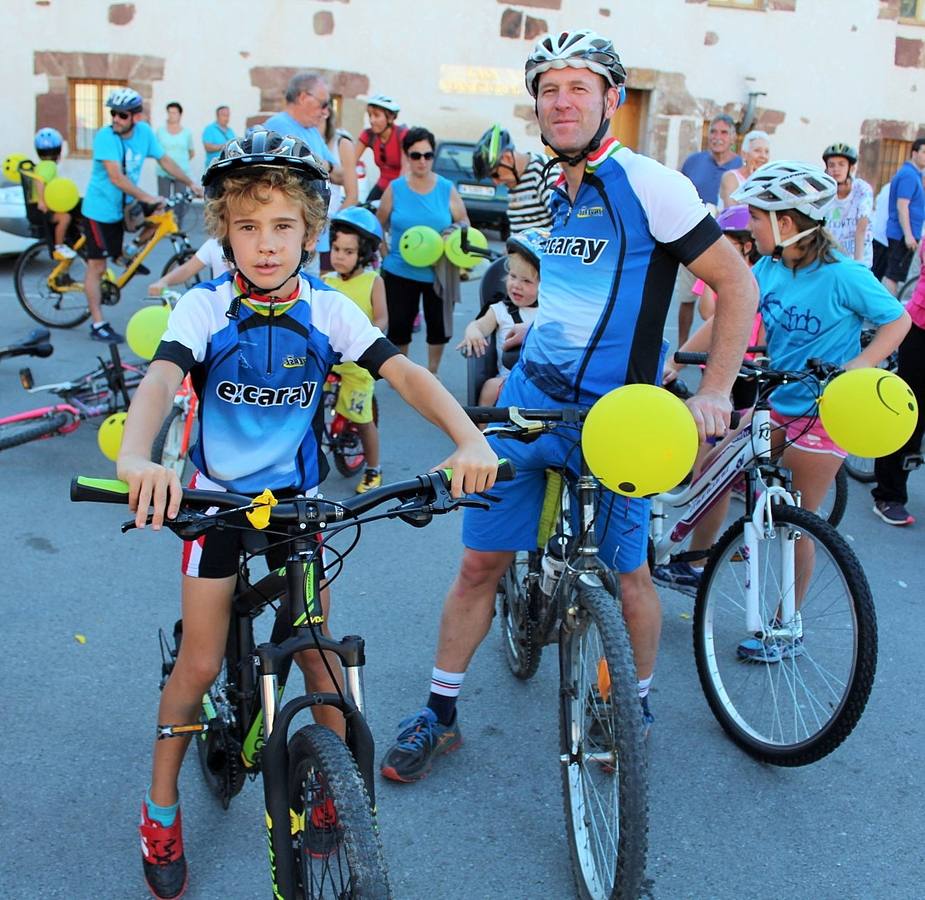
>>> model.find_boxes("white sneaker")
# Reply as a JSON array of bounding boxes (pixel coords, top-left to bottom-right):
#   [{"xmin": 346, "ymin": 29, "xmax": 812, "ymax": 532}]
[{"xmin": 53, "ymin": 244, "xmax": 77, "ymax": 260}]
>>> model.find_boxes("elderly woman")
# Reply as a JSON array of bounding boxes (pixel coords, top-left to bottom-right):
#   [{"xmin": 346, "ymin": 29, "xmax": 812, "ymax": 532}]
[
  {"xmin": 377, "ymin": 126, "xmax": 468, "ymax": 375},
  {"xmin": 718, "ymin": 130, "xmax": 770, "ymax": 211}
]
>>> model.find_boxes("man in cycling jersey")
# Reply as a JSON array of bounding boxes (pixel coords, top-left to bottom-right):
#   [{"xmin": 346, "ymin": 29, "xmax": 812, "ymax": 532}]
[{"xmin": 381, "ymin": 29, "xmax": 759, "ymax": 784}]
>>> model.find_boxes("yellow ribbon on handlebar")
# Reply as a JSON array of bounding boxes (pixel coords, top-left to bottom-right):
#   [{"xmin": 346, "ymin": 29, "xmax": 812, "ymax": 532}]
[{"xmin": 246, "ymin": 489, "xmax": 278, "ymax": 529}]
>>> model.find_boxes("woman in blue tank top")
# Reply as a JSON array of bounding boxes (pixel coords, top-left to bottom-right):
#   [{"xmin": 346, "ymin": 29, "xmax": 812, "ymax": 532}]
[{"xmin": 378, "ymin": 126, "xmax": 469, "ymax": 374}]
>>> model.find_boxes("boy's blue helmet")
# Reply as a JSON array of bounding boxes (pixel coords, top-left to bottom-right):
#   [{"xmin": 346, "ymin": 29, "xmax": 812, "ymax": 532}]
[
  {"xmin": 35, "ymin": 127, "xmax": 63, "ymax": 151},
  {"xmin": 331, "ymin": 206, "xmax": 383, "ymax": 244},
  {"xmin": 506, "ymin": 229, "xmax": 546, "ymax": 271}
]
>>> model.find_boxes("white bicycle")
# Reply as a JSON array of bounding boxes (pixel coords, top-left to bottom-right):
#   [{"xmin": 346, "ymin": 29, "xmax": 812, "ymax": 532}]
[{"xmin": 651, "ymin": 354, "xmax": 877, "ymax": 766}]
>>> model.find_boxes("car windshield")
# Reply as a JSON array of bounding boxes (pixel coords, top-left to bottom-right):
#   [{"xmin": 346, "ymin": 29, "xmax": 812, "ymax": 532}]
[{"xmin": 436, "ymin": 144, "xmax": 474, "ymax": 175}]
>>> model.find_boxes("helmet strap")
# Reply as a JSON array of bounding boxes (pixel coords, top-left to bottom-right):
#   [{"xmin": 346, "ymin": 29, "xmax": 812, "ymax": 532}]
[
  {"xmin": 538, "ymin": 102, "xmax": 610, "ymax": 170},
  {"xmin": 225, "ymin": 248, "xmax": 309, "ymax": 319},
  {"xmin": 769, "ymin": 210, "xmax": 820, "ymax": 261}
]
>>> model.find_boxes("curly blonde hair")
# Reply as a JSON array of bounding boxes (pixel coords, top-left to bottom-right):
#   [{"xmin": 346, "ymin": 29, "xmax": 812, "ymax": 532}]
[{"xmin": 204, "ymin": 166, "xmax": 327, "ymax": 246}]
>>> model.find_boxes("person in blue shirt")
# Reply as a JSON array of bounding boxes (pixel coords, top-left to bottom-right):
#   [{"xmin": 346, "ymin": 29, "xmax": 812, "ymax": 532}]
[
  {"xmin": 380, "ymin": 30, "xmax": 758, "ymax": 784},
  {"xmin": 883, "ymin": 138, "xmax": 925, "ymax": 296},
  {"xmin": 732, "ymin": 161, "xmax": 908, "ymax": 659},
  {"xmin": 681, "ymin": 113, "xmax": 742, "ymax": 209},
  {"xmin": 201, "ymin": 105, "xmax": 236, "ymax": 169},
  {"xmin": 82, "ymin": 88, "xmax": 201, "ymax": 343}
]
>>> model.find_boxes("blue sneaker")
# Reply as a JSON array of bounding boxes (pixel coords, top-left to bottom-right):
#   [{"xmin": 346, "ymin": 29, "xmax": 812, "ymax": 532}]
[
  {"xmin": 736, "ymin": 634, "xmax": 804, "ymax": 663},
  {"xmin": 380, "ymin": 707, "xmax": 462, "ymax": 783},
  {"xmin": 651, "ymin": 561, "xmax": 702, "ymax": 597}
]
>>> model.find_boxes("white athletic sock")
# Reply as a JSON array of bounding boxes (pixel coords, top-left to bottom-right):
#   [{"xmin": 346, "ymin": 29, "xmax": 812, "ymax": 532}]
[{"xmin": 637, "ymin": 675, "xmax": 653, "ymax": 700}]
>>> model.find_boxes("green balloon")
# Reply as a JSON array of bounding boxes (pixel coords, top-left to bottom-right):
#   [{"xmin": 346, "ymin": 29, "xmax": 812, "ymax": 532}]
[
  {"xmin": 44, "ymin": 177, "xmax": 80, "ymax": 212},
  {"xmin": 34, "ymin": 160, "xmax": 58, "ymax": 183},
  {"xmin": 399, "ymin": 225, "xmax": 444, "ymax": 268}
]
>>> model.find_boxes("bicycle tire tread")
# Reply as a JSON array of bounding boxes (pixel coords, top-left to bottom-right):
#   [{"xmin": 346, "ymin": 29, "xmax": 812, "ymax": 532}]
[
  {"xmin": 0, "ymin": 411, "xmax": 70, "ymax": 450},
  {"xmin": 288, "ymin": 724, "xmax": 391, "ymax": 899},
  {"xmin": 694, "ymin": 506, "xmax": 877, "ymax": 766},
  {"xmin": 561, "ymin": 583, "xmax": 649, "ymax": 900}
]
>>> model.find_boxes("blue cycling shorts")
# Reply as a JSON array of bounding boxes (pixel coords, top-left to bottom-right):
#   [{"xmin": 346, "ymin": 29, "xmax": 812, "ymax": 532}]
[{"xmin": 462, "ymin": 367, "xmax": 650, "ymax": 574}]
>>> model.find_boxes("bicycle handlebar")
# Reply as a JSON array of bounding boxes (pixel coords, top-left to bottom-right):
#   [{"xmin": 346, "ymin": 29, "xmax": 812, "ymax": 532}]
[
  {"xmin": 70, "ymin": 460, "xmax": 515, "ymax": 534},
  {"xmin": 459, "ymin": 225, "xmax": 499, "ymax": 261},
  {"xmin": 673, "ymin": 352, "xmax": 839, "ymax": 384},
  {"xmin": 465, "ymin": 405, "xmax": 586, "ymax": 425}
]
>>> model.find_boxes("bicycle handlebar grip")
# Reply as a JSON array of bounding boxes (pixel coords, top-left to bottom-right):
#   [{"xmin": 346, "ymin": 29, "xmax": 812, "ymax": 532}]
[
  {"xmin": 465, "ymin": 406, "xmax": 514, "ymax": 424},
  {"xmin": 496, "ymin": 458, "xmax": 516, "ymax": 482},
  {"xmin": 673, "ymin": 351, "xmax": 709, "ymax": 366},
  {"xmin": 70, "ymin": 476, "xmax": 130, "ymax": 504}
]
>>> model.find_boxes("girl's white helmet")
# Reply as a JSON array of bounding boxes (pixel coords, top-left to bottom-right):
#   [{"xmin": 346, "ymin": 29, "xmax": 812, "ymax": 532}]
[
  {"xmin": 366, "ymin": 94, "xmax": 400, "ymax": 114},
  {"xmin": 732, "ymin": 160, "xmax": 836, "ymax": 222}
]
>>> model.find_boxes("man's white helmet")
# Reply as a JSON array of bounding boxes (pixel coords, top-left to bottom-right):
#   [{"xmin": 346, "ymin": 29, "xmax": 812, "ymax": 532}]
[
  {"xmin": 524, "ymin": 29, "xmax": 626, "ymax": 98},
  {"xmin": 732, "ymin": 160, "xmax": 836, "ymax": 222}
]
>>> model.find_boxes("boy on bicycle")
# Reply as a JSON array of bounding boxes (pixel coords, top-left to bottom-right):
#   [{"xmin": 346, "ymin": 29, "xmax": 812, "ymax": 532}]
[{"xmin": 116, "ymin": 129, "xmax": 497, "ymax": 900}]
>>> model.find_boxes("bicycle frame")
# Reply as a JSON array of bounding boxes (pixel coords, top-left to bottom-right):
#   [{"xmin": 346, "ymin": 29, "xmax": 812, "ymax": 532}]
[
  {"xmin": 649, "ymin": 403, "xmax": 799, "ymax": 636},
  {"xmin": 217, "ymin": 533, "xmax": 375, "ymax": 900}
]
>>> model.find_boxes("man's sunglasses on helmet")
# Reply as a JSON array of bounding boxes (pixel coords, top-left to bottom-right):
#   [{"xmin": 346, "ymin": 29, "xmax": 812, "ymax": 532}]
[{"xmin": 408, "ymin": 151, "xmax": 434, "ymax": 161}]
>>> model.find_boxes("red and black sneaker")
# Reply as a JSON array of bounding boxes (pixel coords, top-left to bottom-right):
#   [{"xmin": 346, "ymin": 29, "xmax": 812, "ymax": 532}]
[{"xmin": 139, "ymin": 802, "xmax": 188, "ymax": 899}]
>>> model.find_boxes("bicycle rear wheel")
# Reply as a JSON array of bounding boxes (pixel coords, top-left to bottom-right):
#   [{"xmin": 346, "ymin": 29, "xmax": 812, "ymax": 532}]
[
  {"xmin": 13, "ymin": 242, "xmax": 91, "ymax": 328},
  {"xmin": 694, "ymin": 505, "xmax": 877, "ymax": 766},
  {"xmin": 559, "ymin": 581, "xmax": 648, "ymax": 900},
  {"xmin": 0, "ymin": 411, "xmax": 70, "ymax": 450},
  {"xmin": 818, "ymin": 462, "xmax": 848, "ymax": 527},
  {"xmin": 288, "ymin": 724, "xmax": 391, "ymax": 899},
  {"xmin": 496, "ymin": 551, "xmax": 542, "ymax": 680},
  {"xmin": 161, "ymin": 250, "xmax": 203, "ymax": 290},
  {"xmin": 152, "ymin": 406, "xmax": 193, "ymax": 481},
  {"xmin": 844, "ymin": 454, "xmax": 876, "ymax": 483}
]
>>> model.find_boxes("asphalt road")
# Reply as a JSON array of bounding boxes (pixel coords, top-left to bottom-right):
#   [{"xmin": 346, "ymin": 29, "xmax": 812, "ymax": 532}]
[{"xmin": 1, "ymin": 216, "xmax": 923, "ymax": 899}]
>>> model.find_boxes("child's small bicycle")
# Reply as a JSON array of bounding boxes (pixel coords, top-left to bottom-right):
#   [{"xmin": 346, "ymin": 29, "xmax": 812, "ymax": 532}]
[
  {"xmin": 70, "ymin": 462, "xmax": 512, "ymax": 899},
  {"xmin": 651, "ymin": 353, "xmax": 877, "ymax": 766},
  {"xmin": 321, "ymin": 371, "xmax": 378, "ymax": 478}
]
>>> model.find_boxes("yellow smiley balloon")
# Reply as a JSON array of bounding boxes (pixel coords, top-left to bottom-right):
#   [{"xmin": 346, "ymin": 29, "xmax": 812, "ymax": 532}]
[
  {"xmin": 818, "ymin": 368, "xmax": 918, "ymax": 457},
  {"xmin": 97, "ymin": 412, "xmax": 127, "ymax": 462},
  {"xmin": 581, "ymin": 384, "xmax": 699, "ymax": 497}
]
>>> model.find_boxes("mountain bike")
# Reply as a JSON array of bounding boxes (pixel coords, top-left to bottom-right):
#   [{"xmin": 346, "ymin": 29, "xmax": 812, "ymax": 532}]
[
  {"xmin": 13, "ymin": 191, "xmax": 197, "ymax": 329},
  {"xmin": 652, "ymin": 353, "xmax": 877, "ymax": 766},
  {"xmin": 0, "ymin": 328, "xmax": 53, "ymax": 363},
  {"xmin": 321, "ymin": 371, "xmax": 379, "ymax": 478},
  {"xmin": 0, "ymin": 343, "xmax": 145, "ymax": 451},
  {"xmin": 70, "ymin": 462, "xmax": 512, "ymax": 899},
  {"xmin": 469, "ymin": 405, "xmax": 648, "ymax": 900}
]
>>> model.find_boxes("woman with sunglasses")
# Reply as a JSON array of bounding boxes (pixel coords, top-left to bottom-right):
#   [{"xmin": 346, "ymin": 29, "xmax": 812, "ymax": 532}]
[
  {"xmin": 377, "ymin": 126, "xmax": 469, "ymax": 375},
  {"xmin": 356, "ymin": 94, "xmax": 408, "ymax": 203}
]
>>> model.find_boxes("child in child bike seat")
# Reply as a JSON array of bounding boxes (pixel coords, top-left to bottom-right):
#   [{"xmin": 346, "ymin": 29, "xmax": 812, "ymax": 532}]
[
  {"xmin": 115, "ymin": 129, "xmax": 497, "ymax": 900},
  {"xmin": 323, "ymin": 206, "xmax": 388, "ymax": 493},
  {"xmin": 456, "ymin": 230, "xmax": 542, "ymax": 406}
]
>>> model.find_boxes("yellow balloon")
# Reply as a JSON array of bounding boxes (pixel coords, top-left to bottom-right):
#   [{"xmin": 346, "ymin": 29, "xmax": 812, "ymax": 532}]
[
  {"xmin": 582, "ymin": 384, "xmax": 699, "ymax": 497},
  {"xmin": 98, "ymin": 412, "xmax": 127, "ymax": 462},
  {"xmin": 399, "ymin": 225, "xmax": 444, "ymax": 268},
  {"xmin": 819, "ymin": 368, "xmax": 917, "ymax": 457},
  {"xmin": 444, "ymin": 227, "xmax": 488, "ymax": 268},
  {"xmin": 126, "ymin": 304, "xmax": 171, "ymax": 360},
  {"xmin": 3, "ymin": 153, "xmax": 28, "ymax": 184},
  {"xmin": 44, "ymin": 177, "xmax": 80, "ymax": 212},
  {"xmin": 34, "ymin": 160, "xmax": 58, "ymax": 183}
]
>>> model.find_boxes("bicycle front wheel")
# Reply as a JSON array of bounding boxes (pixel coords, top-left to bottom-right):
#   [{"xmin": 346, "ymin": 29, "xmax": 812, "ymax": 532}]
[
  {"xmin": 559, "ymin": 581, "xmax": 648, "ymax": 900},
  {"xmin": 13, "ymin": 242, "xmax": 90, "ymax": 328},
  {"xmin": 0, "ymin": 411, "xmax": 70, "ymax": 450},
  {"xmin": 818, "ymin": 462, "xmax": 848, "ymax": 527},
  {"xmin": 161, "ymin": 250, "xmax": 202, "ymax": 290},
  {"xmin": 694, "ymin": 505, "xmax": 877, "ymax": 766},
  {"xmin": 288, "ymin": 724, "xmax": 391, "ymax": 899},
  {"xmin": 496, "ymin": 551, "xmax": 542, "ymax": 679}
]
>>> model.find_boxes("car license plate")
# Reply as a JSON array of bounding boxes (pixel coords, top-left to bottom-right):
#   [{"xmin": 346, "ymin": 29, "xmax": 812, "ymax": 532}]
[{"xmin": 458, "ymin": 183, "xmax": 495, "ymax": 198}]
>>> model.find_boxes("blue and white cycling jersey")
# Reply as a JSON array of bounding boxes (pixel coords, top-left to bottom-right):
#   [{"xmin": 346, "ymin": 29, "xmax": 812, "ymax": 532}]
[
  {"xmin": 154, "ymin": 272, "xmax": 397, "ymax": 493},
  {"xmin": 519, "ymin": 138, "xmax": 721, "ymax": 404}
]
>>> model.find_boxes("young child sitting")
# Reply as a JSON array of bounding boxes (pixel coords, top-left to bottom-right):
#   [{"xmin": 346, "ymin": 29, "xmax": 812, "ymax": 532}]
[
  {"xmin": 115, "ymin": 130, "xmax": 497, "ymax": 900},
  {"xmin": 457, "ymin": 230, "xmax": 542, "ymax": 405},
  {"xmin": 322, "ymin": 206, "xmax": 388, "ymax": 492},
  {"xmin": 26, "ymin": 128, "xmax": 76, "ymax": 259}
]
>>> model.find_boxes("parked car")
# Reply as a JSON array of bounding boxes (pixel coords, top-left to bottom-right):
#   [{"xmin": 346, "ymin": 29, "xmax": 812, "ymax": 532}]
[
  {"xmin": 433, "ymin": 141, "xmax": 509, "ymax": 239},
  {"xmin": 0, "ymin": 184, "xmax": 35, "ymax": 256}
]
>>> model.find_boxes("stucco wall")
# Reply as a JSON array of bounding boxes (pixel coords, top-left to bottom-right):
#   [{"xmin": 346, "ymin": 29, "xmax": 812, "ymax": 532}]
[{"xmin": 3, "ymin": 0, "xmax": 925, "ymax": 191}]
